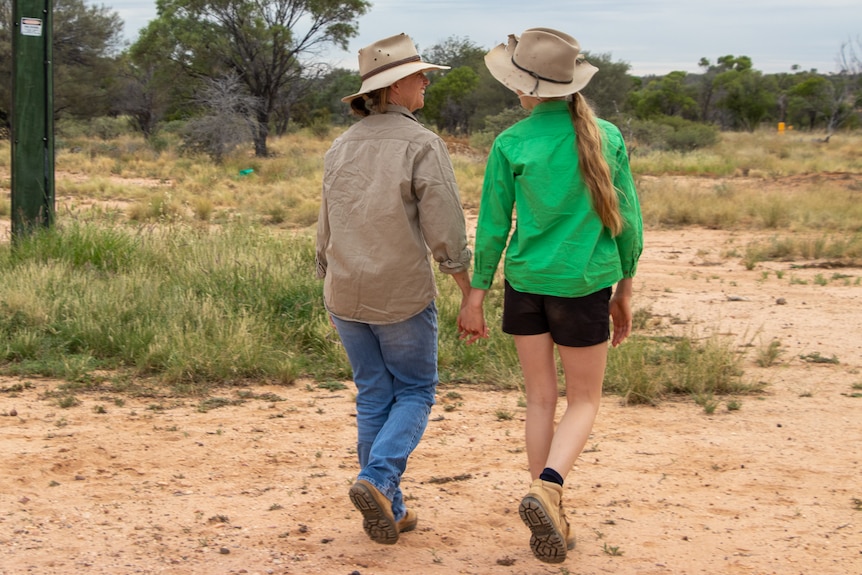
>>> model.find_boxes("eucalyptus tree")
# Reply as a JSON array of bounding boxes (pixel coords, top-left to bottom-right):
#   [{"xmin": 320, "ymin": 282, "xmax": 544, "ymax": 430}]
[
  {"xmin": 788, "ymin": 75, "xmax": 836, "ymax": 130},
  {"xmin": 579, "ymin": 52, "xmax": 634, "ymax": 119},
  {"xmin": 422, "ymin": 35, "xmax": 485, "ymax": 71},
  {"xmin": 292, "ymin": 67, "xmax": 359, "ymax": 128},
  {"xmin": 696, "ymin": 55, "xmax": 779, "ymax": 130},
  {"xmin": 132, "ymin": 0, "xmax": 369, "ymax": 157},
  {"xmin": 825, "ymin": 37, "xmax": 862, "ymax": 133},
  {"xmin": 697, "ymin": 55, "xmax": 755, "ymax": 126},
  {"xmin": 421, "ymin": 36, "xmax": 495, "ymax": 133},
  {"xmin": 423, "ymin": 66, "xmax": 480, "ymax": 134},
  {"xmin": 0, "ymin": 0, "xmax": 12, "ymax": 133},
  {"xmin": 629, "ymin": 71, "xmax": 699, "ymax": 120},
  {"xmin": 0, "ymin": 0, "xmax": 124, "ymax": 130},
  {"xmin": 714, "ymin": 67, "xmax": 778, "ymax": 131}
]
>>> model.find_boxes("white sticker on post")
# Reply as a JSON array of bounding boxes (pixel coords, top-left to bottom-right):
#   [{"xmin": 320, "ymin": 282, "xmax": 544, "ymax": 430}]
[{"xmin": 21, "ymin": 17, "xmax": 43, "ymax": 37}]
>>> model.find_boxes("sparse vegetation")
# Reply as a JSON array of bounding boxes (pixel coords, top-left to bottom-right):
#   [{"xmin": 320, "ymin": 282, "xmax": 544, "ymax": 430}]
[
  {"xmin": 2, "ymin": 128, "xmax": 859, "ymax": 408},
  {"xmin": 799, "ymin": 352, "xmax": 840, "ymax": 364},
  {"xmin": 755, "ymin": 339, "xmax": 783, "ymax": 367},
  {"xmin": 602, "ymin": 542, "xmax": 624, "ymax": 556},
  {"xmin": 604, "ymin": 330, "xmax": 760, "ymax": 406},
  {"xmin": 495, "ymin": 410, "xmax": 514, "ymax": 421},
  {"xmin": 318, "ymin": 381, "xmax": 348, "ymax": 391}
]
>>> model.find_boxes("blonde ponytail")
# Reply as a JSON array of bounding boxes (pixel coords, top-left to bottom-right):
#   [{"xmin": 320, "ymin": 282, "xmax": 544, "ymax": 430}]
[{"xmin": 569, "ymin": 93, "xmax": 622, "ymax": 236}]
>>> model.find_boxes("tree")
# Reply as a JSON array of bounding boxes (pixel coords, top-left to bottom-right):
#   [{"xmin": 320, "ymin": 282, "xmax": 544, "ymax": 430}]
[
  {"xmin": 0, "ymin": 0, "xmax": 12, "ymax": 134},
  {"xmin": 271, "ymin": 61, "xmax": 331, "ymax": 135},
  {"xmin": 52, "ymin": 0, "xmax": 126, "ymax": 119},
  {"xmin": 423, "ymin": 66, "xmax": 479, "ymax": 134},
  {"xmin": 180, "ymin": 73, "xmax": 258, "ymax": 162},
  {"xmin": 788, "ymin": 75, "xmax": 834, "ymax": 130},
  {"xmin": 114, "ymin": 55, "xmax": 172, "ymax": 139},
  {"xmin": 132, "ymin": 0, "xmax": 370, "ymax": 157},
  {"xmin": 580, "ymin": 52, "xmax": 633, "ymax": 118},
  {"xmin": 696, "ymin": 55, "xmax": 754, "ymax": 124},
  {"xmin": 295, "ymin": 67, "xmax": 360, "ymax": 127},
  {"xmin": 693, "ymin": 56, "xmax": 779, "ymax": 131},
  {"xmin": 629, "ymin": 71, "xmax": 699, "ymax": 120},
  {"xmin": 421, "ymin": 35, "xmax": 519, "ymax": 134},
  {"xmin": 827, "ymin": 37, "xmax": 862, "ymax": 133},
  {"xmin": 421, "ymin": 36, "xmax": 492, "ymax": 134},
  {"xmin": 837, "ymin": 36, "xmax": 861, "ymax": 77},
  {"xmin": 0, "ymin": 0, "xmax": 125, "ymax": 130},
  {"xmin": 467, "ymin": 62, "xmax": 518, "ymax": 132},
  {"xmin": 422, "ymin": 36, "xmax": 485, "ymax": 70},
  {"xmin": 714, "ymin": 67, "xmax": 777, "ymax": 131}
]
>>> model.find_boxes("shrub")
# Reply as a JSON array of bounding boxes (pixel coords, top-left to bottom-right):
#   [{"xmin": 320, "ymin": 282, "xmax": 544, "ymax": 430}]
[{"xmin": 629, "ymin": 116, "xmax": 719, "ymax": 152}]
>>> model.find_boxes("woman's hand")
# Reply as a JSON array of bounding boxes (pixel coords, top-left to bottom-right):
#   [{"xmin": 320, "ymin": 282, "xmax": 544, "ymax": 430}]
[
  {"xmin": 609, "ymin": 278, "xmax": 633, "ymax": 347},
  {"xmin": 458, "ymin": 289, "xmax": 489, "ymax": 345}
]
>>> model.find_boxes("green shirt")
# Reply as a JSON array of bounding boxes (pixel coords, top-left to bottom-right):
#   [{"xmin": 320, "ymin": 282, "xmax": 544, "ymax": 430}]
[{"xmin": 471, "ymin": 100, "xmax": 643, "ymax": 297}]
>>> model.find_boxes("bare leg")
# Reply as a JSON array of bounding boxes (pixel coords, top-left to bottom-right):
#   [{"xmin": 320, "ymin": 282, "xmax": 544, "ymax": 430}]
[
  {"xmin": 514, "ymin": 333, "xmax": 559, "ymax": 479},
  {"xmin": 545, "ymin": 342, "xmax": 607, "ymax": 480},
  {"xmin": 516, "ymin": 335, "xmax": 606, "ymax": 562},
  {"xmin": 515, "ymin": 334, "xmax": 607, "ymax": 480}
]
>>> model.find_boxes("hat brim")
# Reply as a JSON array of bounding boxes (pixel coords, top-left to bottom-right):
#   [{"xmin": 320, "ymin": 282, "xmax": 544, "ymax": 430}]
[
  {"xmin": 484, "ymin": 43, "xmax": 597, "ymax": 98},
  {"xmin": 341, "ymin": 62, "xmax": 450, "ymax": 103}
]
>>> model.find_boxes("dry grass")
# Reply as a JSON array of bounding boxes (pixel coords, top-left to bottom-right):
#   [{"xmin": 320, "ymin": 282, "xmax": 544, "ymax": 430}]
[{"xmin": 2, "ymin": 126, "xmax": 860, "ymax": 237}]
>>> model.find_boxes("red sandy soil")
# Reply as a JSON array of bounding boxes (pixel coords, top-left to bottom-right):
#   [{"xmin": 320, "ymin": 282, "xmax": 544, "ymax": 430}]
[{"xmin": 1, "ymin": 225, "xmax": 861, "ymax": 575}]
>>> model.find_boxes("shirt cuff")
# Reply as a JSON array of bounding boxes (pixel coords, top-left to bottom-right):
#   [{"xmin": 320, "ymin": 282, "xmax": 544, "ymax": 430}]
[{"xmin": 471, "ymin": 274, "xmax": 494, "ymax": 290}]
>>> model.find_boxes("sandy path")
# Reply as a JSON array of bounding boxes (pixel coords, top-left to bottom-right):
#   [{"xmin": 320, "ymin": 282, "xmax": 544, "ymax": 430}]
[{"xmin": 1, "ymin": 228, "xmax": 861, "ymax": 575}]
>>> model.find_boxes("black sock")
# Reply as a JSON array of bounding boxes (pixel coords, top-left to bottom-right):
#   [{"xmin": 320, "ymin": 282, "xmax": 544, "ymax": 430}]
[{"xmin": 539, "ymin": 467, "xmax": 564, "ymax": 486}]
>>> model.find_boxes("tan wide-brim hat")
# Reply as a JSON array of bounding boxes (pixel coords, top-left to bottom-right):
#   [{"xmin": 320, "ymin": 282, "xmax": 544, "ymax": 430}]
[
  {"xmin": 341, "ymin": 33, "xmax": 450, "ymax": 103},
  {"xmin": 484, "ymin": 28, "xmax": 598, "ymax": 98}
]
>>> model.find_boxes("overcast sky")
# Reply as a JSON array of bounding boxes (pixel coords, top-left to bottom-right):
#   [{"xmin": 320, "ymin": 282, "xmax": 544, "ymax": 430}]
[{"xmin": 111, "ymin": 0, "xmax": 860, "ymax": 76}]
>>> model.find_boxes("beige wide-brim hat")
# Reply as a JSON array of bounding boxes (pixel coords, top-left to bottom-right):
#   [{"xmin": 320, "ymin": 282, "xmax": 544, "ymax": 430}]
[
  {"xmin": 484, "ymin": 27, "xmax": 598, "ymax": 98},
  {"xmin": 341, "ymin": 33, "xmax": 450, "ymax": 103}
]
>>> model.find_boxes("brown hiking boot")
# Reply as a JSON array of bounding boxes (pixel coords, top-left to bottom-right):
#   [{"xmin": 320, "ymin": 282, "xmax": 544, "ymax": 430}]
[
  {"xmin": 519, "ymin": 479, "xmax": 568, "ymax": 563},
  {"xmin": 349, "ymin": 479, "xmax": 399, "ymax": 544},
  {"xmin": 397, "ymin": 508, "xmax": 418, "ymax": 533}
]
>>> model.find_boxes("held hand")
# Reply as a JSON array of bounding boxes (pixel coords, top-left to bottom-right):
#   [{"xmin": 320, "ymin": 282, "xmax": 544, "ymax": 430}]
[{"xmin": 457, "ymin": 304, "xmax": 488, "ymax": 345}]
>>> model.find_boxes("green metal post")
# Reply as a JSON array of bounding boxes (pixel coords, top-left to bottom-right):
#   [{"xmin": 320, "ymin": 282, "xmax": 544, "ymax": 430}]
[{"xmin": 11, "ymin": 0, "xmax": 54, "ymax": 240}]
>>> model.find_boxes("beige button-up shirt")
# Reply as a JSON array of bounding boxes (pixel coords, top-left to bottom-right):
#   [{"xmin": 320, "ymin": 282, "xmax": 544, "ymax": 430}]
[{"xmin": 316, "ymin": 105, "xmax": 471, "ymax": 324}]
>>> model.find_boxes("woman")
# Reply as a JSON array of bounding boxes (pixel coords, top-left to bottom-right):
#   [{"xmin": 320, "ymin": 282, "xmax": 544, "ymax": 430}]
[
  {"xmin": 316, "ymin": 33, "xmax": 473, "ymax": 545},
  {"xmin": 458, "ymin": 28, "xmax": 643, "ymax": 563}
]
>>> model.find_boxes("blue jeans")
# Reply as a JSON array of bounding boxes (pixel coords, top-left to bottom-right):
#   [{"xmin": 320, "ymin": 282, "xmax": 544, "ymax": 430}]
[{"xmin": 331, "ymin": 302, "xmax": 438, "ymax": 522}]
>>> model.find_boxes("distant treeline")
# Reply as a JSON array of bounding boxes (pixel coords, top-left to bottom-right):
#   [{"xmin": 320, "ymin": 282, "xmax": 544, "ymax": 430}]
[{"xmin": 1, "ymin": 0, "xmax": 859, "ymax": 159}]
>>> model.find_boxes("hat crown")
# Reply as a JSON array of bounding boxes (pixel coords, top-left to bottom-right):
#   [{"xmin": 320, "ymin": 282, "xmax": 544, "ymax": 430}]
[
  {"xmin": 341, "ymin": 33, "xmax": 449, "ymax": 104},
  {"xmin": 357, "ymin": 33, "xmax": 421, "ymax": 81},
  {"xmin": 510, "ymin": 28, "xmax": 581, "ymax": 84},
  {"xmin": 483, "ymin": 26, "xmax": 597, "ymax": 98}
]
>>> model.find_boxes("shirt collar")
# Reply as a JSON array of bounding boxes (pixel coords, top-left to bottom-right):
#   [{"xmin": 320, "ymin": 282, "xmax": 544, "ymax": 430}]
[
  {"xmin": 372, "ymin": 103, "xmax": 418, "ymax": 122},
  {"xmin": 530, "ymin": 100, "xmax": 569, "ymax": 116}
]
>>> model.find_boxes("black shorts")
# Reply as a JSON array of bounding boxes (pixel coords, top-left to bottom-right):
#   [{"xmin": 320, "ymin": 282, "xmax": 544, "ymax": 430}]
[{"xmin": 502, "ymin": 281, "xmax": 611, "ymax": 347}]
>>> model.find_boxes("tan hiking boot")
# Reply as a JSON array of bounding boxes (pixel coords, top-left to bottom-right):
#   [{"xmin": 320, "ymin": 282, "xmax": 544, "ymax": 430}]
[
  {"xmin": 531, "ymin": 506, "xmax": 575, "ymax": 556},
  {"xmin": 519, "ymin": 479, "xmax": 568, "ymax": 563},
  {"xmin": 349, "ymin": 479, "xmax": 399, "ymax": 544},
  {"xmin": 559, "ymin": 502, "xmax": 576, "ymax": 550},
  {"xmin": 397, "ymin": 508, "xmax": 418, "ymax": 533}
]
